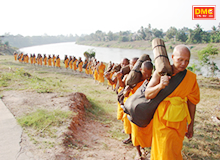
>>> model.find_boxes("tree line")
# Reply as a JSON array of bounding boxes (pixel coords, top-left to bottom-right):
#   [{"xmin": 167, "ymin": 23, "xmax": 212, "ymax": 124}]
[
  {"xmin": 77, "ymin": 23, "xmax": 220, "ymax": 44},
  {"xmin": 0, "ymin": 34, "xmax": 77, "ymax": 48},
  {"xmin": 1, "ymin": 23, "xmax": 220, "ymax": 49}
]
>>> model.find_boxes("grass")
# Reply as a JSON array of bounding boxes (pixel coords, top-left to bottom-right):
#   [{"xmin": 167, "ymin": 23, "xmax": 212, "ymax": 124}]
[
  {"xmin": 1, "ymin": 55, "xmax": 220, "ymax": 159},
  {"xmin": 17, "ymin": 109, "xmax": 72, "ymax": 129}
]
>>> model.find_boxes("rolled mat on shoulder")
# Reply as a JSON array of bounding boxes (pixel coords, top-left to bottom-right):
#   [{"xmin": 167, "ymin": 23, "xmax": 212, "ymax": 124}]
[
  {"xmin": 112, "ymin": 64, "xmax": 121, "ymax": 72},
  {"xmin": 121, "ymin": 65, "xmax": 130, "ymax": 75},
  {"xmin": 152, "ymin": 38, "xmax": 172, "ymax": 76},
  {"xmin": 125, "ymin": 54, "xmax": 151, "ymax": 88}
]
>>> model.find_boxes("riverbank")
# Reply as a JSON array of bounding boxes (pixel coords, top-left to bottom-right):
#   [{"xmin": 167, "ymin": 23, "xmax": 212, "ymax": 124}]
[
  {"xmin": 0, "ymin": 55, "xmax": 220, "ymax": 159},
  {"xmin": 76, "ymin": 40, "xmax": 220, "ymax": 58}
]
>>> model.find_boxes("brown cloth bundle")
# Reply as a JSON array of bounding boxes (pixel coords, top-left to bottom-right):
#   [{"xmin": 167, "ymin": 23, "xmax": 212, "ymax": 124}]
[
  {"xmin": 152, "ymin": 38, "xmax": 172, "ymax": 76},
  {"xmin": 125, "ymin": 54, "xmax": 151, "ymax": 88}
]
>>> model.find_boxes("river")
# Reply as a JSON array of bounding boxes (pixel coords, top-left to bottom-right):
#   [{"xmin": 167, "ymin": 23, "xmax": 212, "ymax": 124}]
[{"xmin": 19, "ymin": 42, "xmax": 220, "ymax": 77}]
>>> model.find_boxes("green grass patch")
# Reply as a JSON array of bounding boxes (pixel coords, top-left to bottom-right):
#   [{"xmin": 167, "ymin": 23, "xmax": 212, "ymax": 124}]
[{"xmin": 17, "ymin": 109, "xmax": 72, "ymax": 130}]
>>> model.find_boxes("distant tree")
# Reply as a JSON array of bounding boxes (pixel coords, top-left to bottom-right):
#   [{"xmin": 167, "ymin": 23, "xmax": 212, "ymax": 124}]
[
  {"xmin": 83, "ymin": 49, "xmax": 96, "ymax": 59},
  {"xmin": 138, "ymin": 26, "xmax": 146, "ymax": 40},
  {"xmin": 148, "ymin": 24, "xmax": 151, "ymax": 30},
  {"xmin": 107, "ymin": 31, "xmax": 114, "ymax": 41},
  {"xmin": 176, "ymin": 29, "xmax": 188, "ymax": 42},
  {"xmin": 198, "ymin": 44, "xmax": 219, "ymax": 77},
  {"xmin": 165, "ymin": 27, "xmax": 177, "ymax": 39},
  {"xmin": 152, "ymin": 28, "xmax": 163, "ymax": 38}
]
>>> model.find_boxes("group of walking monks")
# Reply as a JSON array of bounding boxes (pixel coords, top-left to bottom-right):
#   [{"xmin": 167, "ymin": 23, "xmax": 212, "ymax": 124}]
[
  {"xmin": 14, "ymin": 52, "xmax": 107, "ymax": 84},
  {"xmin": 14, "ymin": 44, "xmax": 200, "ymax": 160},
  {"xmin": 105, "ymin": 45, "xmax": 200, "ymax": 160}
]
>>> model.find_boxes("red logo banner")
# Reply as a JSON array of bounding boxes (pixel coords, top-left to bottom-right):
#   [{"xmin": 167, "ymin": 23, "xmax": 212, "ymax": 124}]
[{"xmin": 192, "ymin": 5, "xmax": 216, "ymax": 20}]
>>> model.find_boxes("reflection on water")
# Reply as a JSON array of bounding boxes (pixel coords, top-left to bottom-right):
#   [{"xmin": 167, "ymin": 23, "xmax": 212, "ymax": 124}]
[{"xmin": 20, "ymin": 42, "xmax": 220, "ymax": 77}]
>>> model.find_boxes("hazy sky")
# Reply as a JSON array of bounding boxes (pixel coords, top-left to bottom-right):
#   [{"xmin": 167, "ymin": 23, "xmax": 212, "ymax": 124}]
[{"xmin": 1, "ymin": 0, "xmax": 219, "ymax": 36}]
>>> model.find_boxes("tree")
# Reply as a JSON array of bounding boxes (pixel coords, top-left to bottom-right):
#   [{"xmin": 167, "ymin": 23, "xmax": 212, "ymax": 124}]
[
  {"xmin": 152, "ymin": 28, "xmax": 163, "ymax": 38},
  {"xmin": 176, "ymin": 29, "xmax": 188, "ymax": 42},
  {"xmin": 165, "ymin": 27, "xmax": 177, "ymax": 39},
  {"xmin": 198, "ymin": 44, "xmax": 219, "ymax": 77},
  {"xmin": 83, "ymin": 49, "xmax": 96, "ymax": 59}
]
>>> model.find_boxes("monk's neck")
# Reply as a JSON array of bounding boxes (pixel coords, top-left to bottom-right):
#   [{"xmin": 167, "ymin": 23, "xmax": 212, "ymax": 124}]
[{"xmin": 171, "ymin": 65, "xmax": 180, "ymax": 75}]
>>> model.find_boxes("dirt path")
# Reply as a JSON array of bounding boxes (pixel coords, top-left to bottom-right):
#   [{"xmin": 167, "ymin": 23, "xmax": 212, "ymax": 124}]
[{"xmin": 2, "ymin": 90, "xmax": 145, "ymax": 160}]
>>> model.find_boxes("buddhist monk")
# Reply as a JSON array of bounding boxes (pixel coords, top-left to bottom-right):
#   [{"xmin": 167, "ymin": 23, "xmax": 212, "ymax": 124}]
[
  {"xmin": 84, "ymin": 59, "xmax": 89, "ymax": 75},
  {"xmin": 145, "ymin": 45, "xmax": 200, "ymax": 160},
  {"xmin": 52, "ymin": 54, "xmax": 56, "ymax": 67},
  {"xmin": 97, "ymin": 61, "xmax": 106, "ymax": 85},
  {"xmin": 69, "ymin": 56, "xmax": 73, "ymax": 70},
  {"xmin": 129, "ymin": 61, "xmax": 153, "ymax": 159},
  {"xmin": 33, "ymin": 54, "xmax": 36, "ymax": 65},
  {"xmin": 14, "ymin": 52, "xmax": 17, "ymax": 61},
  {"xmin": 77, "ymin": 57, "xmax": 83, "ymax": 73},
  {"xmin": 116, "ymin": 58, "xmax": 136, "ymax": 144},
  {"xmin": 93, "ymin": 61, "xmax": 99, "ymax": 83},
  {"xmin": 72, "ymin": 57, "xmax": 78, "ymax": 71},
  {"xmin": 43, "ymin": 54, "xmax": 47, "ymax": 66},
  {"xmin": 48, "ymin": 55, "xmax": 52, "ymax": 67},
  {"xmin": 64, "ymin": 55, "xmax": 69, "ymax": 69},
  {"xmin": 39, "ymin": 54, "xmax": 43, "ymax": 66},
  {"xmin": 56, "ymin": 55, "xmax": 61, "ymax": 68}
]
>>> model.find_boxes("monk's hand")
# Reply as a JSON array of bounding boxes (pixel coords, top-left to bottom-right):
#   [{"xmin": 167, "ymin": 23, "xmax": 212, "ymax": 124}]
[
  {"xmin": 185, "ymin": 122, "xmax": 194, "ymax": 140},
  {"xmin": 160, "ymin": 75, "xmax": 171, "ymax": 89}
]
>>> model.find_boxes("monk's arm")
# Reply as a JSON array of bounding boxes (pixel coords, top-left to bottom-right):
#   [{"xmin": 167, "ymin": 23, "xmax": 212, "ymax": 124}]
[
  {"xmin": 106, "ymin": 73, "xmax": 116, "ymax": 85},
  {"xmin": 145, "ymin": 72, "xmax": 162, "ymax": 99},
  {"xmin": 186, "ymin": 100, "xmax": 196, "ymax": 139},
  {"xmin": 117, "ymin": 72, "xmax": 125, "ymax": 88}
]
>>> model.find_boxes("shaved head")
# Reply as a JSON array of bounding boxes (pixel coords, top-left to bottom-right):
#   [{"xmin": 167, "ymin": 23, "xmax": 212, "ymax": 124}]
[
  {"xmin": 172, "ymin": 45, "xmax": 191, "ymax": 73},
  {"xmin": 141, "ymin": 61, "xmax": 153, "ymax": 70},
  {"xmin": 173, "ymin": 45, "xmax": 191, "ymax": 57}
]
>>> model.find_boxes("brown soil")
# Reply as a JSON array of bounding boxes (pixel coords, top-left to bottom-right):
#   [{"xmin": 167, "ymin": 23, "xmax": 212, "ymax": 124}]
[{"xmin": 2, "ymin": 90, "xmax": 146, "ymax": 160}]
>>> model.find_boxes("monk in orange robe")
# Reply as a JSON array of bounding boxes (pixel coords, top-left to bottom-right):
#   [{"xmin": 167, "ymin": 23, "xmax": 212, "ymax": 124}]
[
  {"xmin": 30, "ymin": 54, "xmax": 33, "ymax": 64},
  {"xmin": 33, "ymin": 54, "xmax": 36, "ymax": 65},
  {"xmin": 52, "ymin": 55, "xmax": 56, "ymax": 67},
  {"xmin": 64, "ymin": 55, "xmax": 69, "ymax": 69},
  {"xmin": 128, "ymin": 61, "xmax": 153, "ymax": 159},
  {"xmin": 77, "ymin": 57, "xmax": 83, "ymax": 73},
  {"xmin": 69, "ymin": 56, "xmax": 73, "ymax": 70},
  {"xmin": 97, "ymin": 62, "xmax": 106, "ymax": 84},
  {"xmin": 14, "ymin": 52, "xmax": 17, "ymax": 61},
  {"xmin": 39, "ymin": 55, "xmax": 43, "ymax": 66},
  {"xmin": 145, "ymin": 45, "xmax": 200, "ymax": 160},
  {"xmin": 56, "ymin": 55, "xmax": 61, "ymax": 68},
  {"xmin": 72, "ymin": 57, "xmax": 78, "ymax": 71},
  {"xmin": 48, "ymin": 55, "xmax": 52, "ymax": 67},
  {"xmin": 43, "ymin": 55, "xmax": 47, "ymax": 66},
  {"xmin": 93, "ymin": 61, "xmax": 99, "ymax": 83}
]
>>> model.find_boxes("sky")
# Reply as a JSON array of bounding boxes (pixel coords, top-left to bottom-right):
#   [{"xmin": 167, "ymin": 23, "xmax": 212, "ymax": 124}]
[{"xmin": 1, "ymin": 0, "xmax": 219, "ymax": 36}]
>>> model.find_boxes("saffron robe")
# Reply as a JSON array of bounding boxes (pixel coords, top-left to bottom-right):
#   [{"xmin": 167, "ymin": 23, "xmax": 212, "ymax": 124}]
[
  {"xmin": 98, "ymin": 64, "xmax": 106, "ymax": 83},
  {"xmin": 150, "ymin": 70, "xmax": 200, "ymax": 160},
  {"xmin": 130, "ymin": 81, "xmax": 153, "ymax": 148},
  {"xmin": 48, "ymin": 58, "xmax": 52, "ymax": 66},
  {"xmin": 64, "ymin": 58, "xmax": 69, "ymax": 68}
]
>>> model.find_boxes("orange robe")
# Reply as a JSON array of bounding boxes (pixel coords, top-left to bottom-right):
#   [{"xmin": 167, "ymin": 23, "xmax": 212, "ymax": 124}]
[
  {"xmin": 73, "ymin": 59, "xmax": 78, "ymax": 71},
  {"xmin": 69, "ymin": 60, "xmax": 73, "ymax": 69},
  {"xmin": 14, "ymin": 54, "xmax": 17, "ymax": 61},
  {"xmin": 98, "ymin": 64, "xmax": 106, "ymax": 83},
  {"xmin": 39, "ymin": 57, "xmax": 42, "ymax": 66},
  {"xmin": 89, "ymin": 66, "xmax": 93, "ymax": 75},
  {"xmin": 78, "ymin": 61, "xmax": 83, "ymax": 72},
  {"xmin": 64, "ymin": 58, "xmax": 69, "ymax": 69},
  {"xmin": 33, "ymin": 57, "xmax": 36, "ymax": 64},
  {"xmin": 30, "ymin": 57, "xmax": 33, "ymax": 64},
  {"xmin": 117, "ymin": 87, "xmax": 124, "ymax": 120},
  {"xmin": 53, "ymin": 56, "xmax": 56, "ymax": 66},
  {"xmin": 151, "ymin": 70, "xmax": 200, "ymax": 160},
  {"xmin": 56, "ymin": 58, "xmax": 60, "ymax": 67},
  {"xmin": 26, "ymin": 56, "xmax": 29, "ymax": 63},
  {"xmin": 130, "ymin": 81, "xmax": 153, "ymax": 148},
  {"xmin": 93, "ymin": 68, "xmax": 98, "ymax": 81},
  {"xmin": 44, "ymin": 57, "xmax": 47, "ymax": 66},
  {"xmin": 48, "ymin": 58, "xmax": 52, "ymax": 66}
]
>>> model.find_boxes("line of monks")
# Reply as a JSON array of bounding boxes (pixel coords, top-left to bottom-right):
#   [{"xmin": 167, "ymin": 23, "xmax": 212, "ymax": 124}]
[
  {"xmin": 13, "ymin": 52, "xmax": 107, "ymax": 84},
  {"xmin": 105, "ymin": 57, "xmax": 154, "ymax": 159}
]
